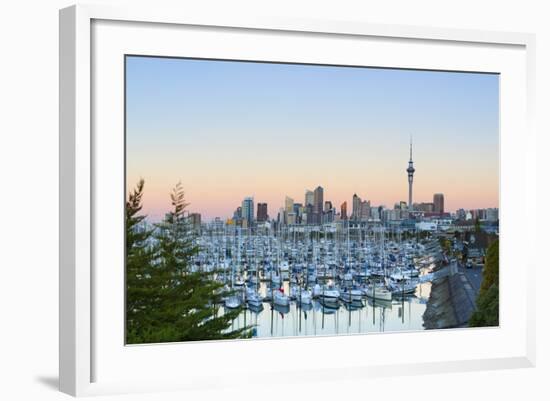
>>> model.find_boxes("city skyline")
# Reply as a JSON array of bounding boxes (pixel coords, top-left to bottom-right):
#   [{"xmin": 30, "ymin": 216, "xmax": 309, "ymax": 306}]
[{"xmin": 126, "ymin": 56, "xmax": 499, "ymax": 222}]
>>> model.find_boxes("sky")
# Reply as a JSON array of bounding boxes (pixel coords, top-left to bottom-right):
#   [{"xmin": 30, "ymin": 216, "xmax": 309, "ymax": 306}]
[{"xmin": 126, "ymin": 56, "xmax": 499, "ymax": 222}]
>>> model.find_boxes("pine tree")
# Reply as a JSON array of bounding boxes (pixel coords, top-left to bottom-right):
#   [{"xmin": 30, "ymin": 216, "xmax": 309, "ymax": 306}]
[
  {"xmin": 126, "ymin": 179, "xmax": 157, "ymax": 343},
  {"xmin": 126, "ymin": 180, "xmax": 252, "ymax": 343}
]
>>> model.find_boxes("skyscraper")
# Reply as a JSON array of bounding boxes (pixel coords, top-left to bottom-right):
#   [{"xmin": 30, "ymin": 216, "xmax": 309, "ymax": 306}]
[
  {"xmin": 241, "ymin": 197, "xmax": 254, "ymax": 227},
  {"xmin": 340, "ymin": 201, "xmax": 347, "ymax": 220},
  {"xmin": 285, "ymin": 196, "xmax": 294, "ymax": 213},
  {"xmin": 188, "ymin": 213, "xmax": 201, "ymax": 231},
  {"xmin": 352, "ymin": 193, "xmax": 361, "ymax": 220},
  {"xmin": 313, "ymin": 186, "xmax": 324, "ymax": 224},
  {"xmin": 304, "ymin": 190, "xmax": 314, "ymax": 207},
  {"xmin": 360, "ymin": 200, "xmax": 371, "ymax": 220},
  {"xmin": 433, "ymin": 193, "xmax": 444, "ymax": 213},
  {"xmin": 256, "ymin": 202, "xmax": 268, "ymax": 222},
  {"xmin": 293, "ymin": 203, "xmax": 303, "ymax": 224},
  {"xmin": 407, "ymin": 137, "xmax": 415, "ymax": 210}
]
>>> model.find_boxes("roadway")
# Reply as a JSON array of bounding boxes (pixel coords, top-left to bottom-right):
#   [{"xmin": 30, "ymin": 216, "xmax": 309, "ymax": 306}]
[{"xmin": 458, "ymin": 262, "xmax": 483, "ymax": 294}]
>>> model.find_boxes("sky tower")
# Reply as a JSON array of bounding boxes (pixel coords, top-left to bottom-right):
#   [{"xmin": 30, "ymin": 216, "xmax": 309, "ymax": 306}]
[{"xmin": 407, "ymin": 137, "xmax": 415, "ymax": 210}]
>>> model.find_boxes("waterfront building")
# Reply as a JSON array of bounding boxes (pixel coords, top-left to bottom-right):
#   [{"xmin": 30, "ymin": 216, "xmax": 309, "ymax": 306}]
[
  {"xmin": 456, "ymin": 208, "xmax": 467, "ymax": 220},
  {"xmin": 416, "ymin": 202, "xmax": 435, "ymax": 213},
  {"xmin": 433, "ymin": 193, "xmax": 445, "ymax": 213},
  {"xmin": 486, "ymin": 208, "xmax": 499, "ymax": 222},
  {"xmin": 241, "ymin": 197, "xmax": 254, "ymax": 227},
  {"xmin": 256, "ymin": 202, "xmax": 268, "ymax": 222},
  {"xmin": 407, "ymin": 137, "xmax": 415, "ymax": 210},
  {"xmin": 416, "ymin": 221, "xmax": 438, "ymax": 231}
]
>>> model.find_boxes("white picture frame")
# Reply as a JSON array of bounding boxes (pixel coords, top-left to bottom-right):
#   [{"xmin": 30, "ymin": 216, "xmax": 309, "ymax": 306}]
[{"xmin": 59, "ymin": 4, "xmax": 536, "ymax": 397}]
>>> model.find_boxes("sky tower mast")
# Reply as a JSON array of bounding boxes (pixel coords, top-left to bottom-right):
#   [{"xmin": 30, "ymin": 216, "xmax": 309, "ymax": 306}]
[{"xmin": 407, "ymin": 136, "xmax": 415, "ymax": 210}]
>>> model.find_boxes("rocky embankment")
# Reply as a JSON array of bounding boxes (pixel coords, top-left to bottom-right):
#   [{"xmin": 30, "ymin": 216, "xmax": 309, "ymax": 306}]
[{"xmin": 423, "ymin": 270, "xmax": 476, "ymax": 329}]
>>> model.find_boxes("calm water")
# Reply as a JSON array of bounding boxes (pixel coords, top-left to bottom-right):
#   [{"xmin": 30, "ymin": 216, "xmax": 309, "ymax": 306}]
[{"xmin": 225, "ymin": 281, "xmax": 432, "ymax": 338}]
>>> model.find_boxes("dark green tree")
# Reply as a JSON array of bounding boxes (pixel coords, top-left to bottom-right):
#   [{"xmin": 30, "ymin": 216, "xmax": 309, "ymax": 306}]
[
  {"xmin": 126, "ymin": 181, "xmax": 251, "ymax": 344},
  {"xmin": 469, "ymin": 239, "xmax": 499, "ymax": 327},
  {"xmin": 126, "ymin": 179, "xmax": 158, "ymax": 343}
]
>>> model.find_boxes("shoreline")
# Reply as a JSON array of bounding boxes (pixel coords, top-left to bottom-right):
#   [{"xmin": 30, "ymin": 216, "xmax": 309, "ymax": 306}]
[{"xmin": 423, "ymin": 264, "xmax": 477, "ymax": 329}]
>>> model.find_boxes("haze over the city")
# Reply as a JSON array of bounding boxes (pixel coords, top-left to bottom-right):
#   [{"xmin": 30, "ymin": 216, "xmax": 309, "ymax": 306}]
[{"xmin": 126, "ymin": 56, "xmax": 499, "ymax": 222}]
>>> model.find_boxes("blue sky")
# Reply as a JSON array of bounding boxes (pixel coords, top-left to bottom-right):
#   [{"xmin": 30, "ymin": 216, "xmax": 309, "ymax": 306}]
[{"xmin": 126, "ymin": 56, "xmax": 499, "ymax": 221}]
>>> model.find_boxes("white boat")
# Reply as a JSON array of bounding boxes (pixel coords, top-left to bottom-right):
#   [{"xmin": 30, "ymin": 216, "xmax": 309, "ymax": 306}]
[
  {"xmin": 340, "ymin": 288, "xmax": 363, "ymax": 302},
  {"xmin": 270, "ymin": 274, "xmax": 282, "ymax": 285},
  {"xmin": 298, "ymin": 289, "xmax": 313, "ymax": 305},
  {"xmin": 224, "ymin": 295, "xmax": 242, "ymax": 309},
  {"xmin": 290, "ymin": 285, "xmax": 300, "ymax": 300},
  {"xmin": 312, "ymin": 283, "xmax": 322, "ymax": 298},
  {"xmin": 245, "ymin": 287, "xmax": 263, "ymax": 306},
  {"xmin": 364, "ymin": 285, "xmax": 392, "ymax": 302},
  {"xmin": 273, "ymin": 289, "xmax": 290, "ymax": 306},
  {"xmin": 389, "ymin": 280, "xmax": 418, "ymax": 296},
  {"xmin": 246, "ymin": 292, "xmax": 263, "ymax": 307},
  {"xmin": 319, "ymin": 286, "xmax": 340, "ymax": 301}
]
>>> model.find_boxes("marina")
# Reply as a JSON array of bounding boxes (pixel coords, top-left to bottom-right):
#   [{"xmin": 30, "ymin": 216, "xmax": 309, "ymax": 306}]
[{"xmin": 191, "ymin": 224, "xmax": 448, "ymax": 338}]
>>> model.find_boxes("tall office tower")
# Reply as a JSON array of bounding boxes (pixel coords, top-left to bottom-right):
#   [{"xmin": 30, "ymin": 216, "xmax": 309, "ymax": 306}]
[
  {"xmin": 324, "ymin": 200, "xmax": 332, "ymax": 213},
  {"xmin": 305, "ymin": 190, "xmax": 314, "ymax": 207},
  {"xmin": 241, "ymin": 197, "xmax": 254, "ymax": 227},
  {"xmin": 407, "ymin": 137, "xmax": 415, "ymax": 210},
  {"xmin": 293, "ymin": 203, "xmax": 302, "ymax": 223},
  {"xmin": 313, "ymin": 186, "xmax": 324, "ymax": 224},
  {"xmin": 340, "ymin": 201, "xmax": 348, "ymax": 220},
  {"xmin": 285, "ymin": 196, "xmax": 294, "ymax": 213},
  {"xmin": 276, "ymin": 208, "xmax": 283, "ymax": 224},
  {"xmin": 360, "ymin": 200, "xmax": 371, "ymax": 220},
  {"xmin": 305, "ymin": 204, "xmax": 314, "ymax": 225},
  {"xmin": 352, "ymin": 193, "xmax": 361, "ymax": 219},
  {"xmin": 433, "ymin": 193, "xmax": 445, "ymax": 213},
  {"xmin": 256, "ymin": 202, "xmax": 268, "ymax": 222},
  {"xmin": 233, "ymin": 206, "xmax": 242, "ymax": 221},
  {"xmin": 188, "ymin": 213, "xmax": 202, "ymax": 231}
]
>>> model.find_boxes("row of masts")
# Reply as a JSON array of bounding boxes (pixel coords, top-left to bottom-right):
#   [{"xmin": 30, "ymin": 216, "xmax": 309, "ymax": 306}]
[{"xmin": 191, "ymin": 225, "xmax": 443, "ymax": 311}]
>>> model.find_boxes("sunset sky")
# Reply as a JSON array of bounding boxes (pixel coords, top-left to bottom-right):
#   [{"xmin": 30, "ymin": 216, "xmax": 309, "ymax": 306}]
[{"xmin": 126, "ymin": 56, "xmax": 499, "ymax": 222}]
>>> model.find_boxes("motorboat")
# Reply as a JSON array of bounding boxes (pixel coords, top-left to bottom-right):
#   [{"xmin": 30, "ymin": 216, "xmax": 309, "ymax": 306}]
[{"xmin": 363, "ymin": 284, "xmax": 392, "ymax": 302}]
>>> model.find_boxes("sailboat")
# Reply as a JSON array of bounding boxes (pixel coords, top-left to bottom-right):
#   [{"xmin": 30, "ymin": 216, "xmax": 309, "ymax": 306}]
[{"xmin": 273, "ymin": 287, "xmax": 290, "ymax": 307}]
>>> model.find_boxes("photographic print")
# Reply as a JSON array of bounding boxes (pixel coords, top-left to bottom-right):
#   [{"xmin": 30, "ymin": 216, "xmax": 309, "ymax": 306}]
[{"xmin": 125, "ymin": 56, "xmax": 499, "ymax": 344}]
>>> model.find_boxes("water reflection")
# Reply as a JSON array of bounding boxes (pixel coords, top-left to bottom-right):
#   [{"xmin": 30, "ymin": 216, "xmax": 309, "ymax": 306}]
[{"xmin": 226, "ymin": 281, "xmax": 431, "ymax": 338}]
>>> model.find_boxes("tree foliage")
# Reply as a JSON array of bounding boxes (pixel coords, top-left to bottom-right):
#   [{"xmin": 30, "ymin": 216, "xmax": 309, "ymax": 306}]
[
  {"xmin": 469, "ymin": 239, "xmax": 499, "ymax": 327},
  {"xmin": 126, "ymin": 180, "xmax": 251, "ymax": 344}
]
